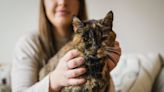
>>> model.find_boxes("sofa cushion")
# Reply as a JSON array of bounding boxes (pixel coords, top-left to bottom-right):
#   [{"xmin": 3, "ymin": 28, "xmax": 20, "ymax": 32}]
[
  {"xmin": 152, "ymin": 67, "xmax": 164, "ymax": 92},
  {"xmin": 152, "ymin": 53, "xmax": 164, "ymax": 92},
  {"xmin": 0, "ymin": 64, "xmax": 11, "ymax": 91},
  {"xmin": 159, "ymin": 53, "xmax": 164, "ymax": 66},
  {"xmin": 111, "ymin": 53, "xmax": 162, "ymax": 92}
]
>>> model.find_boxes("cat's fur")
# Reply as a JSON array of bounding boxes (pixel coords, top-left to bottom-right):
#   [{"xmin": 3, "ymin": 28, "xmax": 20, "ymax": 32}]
[{"xmin": 39, "ymin": 11, "xmax": 116, "ymax": 92}]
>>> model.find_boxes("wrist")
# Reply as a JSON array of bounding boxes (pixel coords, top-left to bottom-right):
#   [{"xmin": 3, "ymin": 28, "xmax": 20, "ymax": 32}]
[
  {"xmin": 49, "ymin": 85, "xmax": 61, "ymax": 92},
  {"xmin": 49, "ymin": 72, "xmax": 62, "ymax": 92}
]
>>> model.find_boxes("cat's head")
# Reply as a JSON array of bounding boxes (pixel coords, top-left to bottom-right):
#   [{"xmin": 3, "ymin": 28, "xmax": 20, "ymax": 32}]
[{"xmin": 72, "ymin": 11, "xmax": 116, "ymax": 55}]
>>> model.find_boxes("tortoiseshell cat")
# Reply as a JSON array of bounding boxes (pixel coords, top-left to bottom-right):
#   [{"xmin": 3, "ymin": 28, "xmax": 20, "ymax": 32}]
[{"xmin": 39, "ymin": 11, "xmax": 116, "ymax": 92}]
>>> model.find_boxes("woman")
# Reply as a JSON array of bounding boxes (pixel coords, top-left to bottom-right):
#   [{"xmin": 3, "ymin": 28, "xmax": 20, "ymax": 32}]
[{"xmin": 11, "ymin": 0, "xmax": 121, "ymax": 92}]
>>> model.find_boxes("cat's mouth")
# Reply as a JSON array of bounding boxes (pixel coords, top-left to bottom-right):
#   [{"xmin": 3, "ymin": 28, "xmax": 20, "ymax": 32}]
[{"xmin": 84, "ymin": 47, "xmax": 99, "ymax": 56}]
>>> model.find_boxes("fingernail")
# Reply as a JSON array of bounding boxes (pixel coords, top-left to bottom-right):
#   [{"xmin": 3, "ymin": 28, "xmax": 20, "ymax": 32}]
[{"xmin": 80, "ymin": 57, "xmax": 84, "ymax": 61}]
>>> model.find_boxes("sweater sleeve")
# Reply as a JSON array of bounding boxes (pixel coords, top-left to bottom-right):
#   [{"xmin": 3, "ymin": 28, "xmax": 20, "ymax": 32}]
[{"xmin": 11, "ymin": 33, "xmax": 50, "ymax": 92}]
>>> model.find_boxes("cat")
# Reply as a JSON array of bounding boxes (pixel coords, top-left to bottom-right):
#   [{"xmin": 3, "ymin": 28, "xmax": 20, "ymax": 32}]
[{"xmin": 39, "ymin": 11, "xmax": 116, "ymax": 92}]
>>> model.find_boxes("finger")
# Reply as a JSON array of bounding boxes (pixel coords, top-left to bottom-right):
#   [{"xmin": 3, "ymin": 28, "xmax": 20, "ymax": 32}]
[
  {"xmin": 114, "ymin": 41, "xmax": 121, "ymax": 54},
  {"xmin": 67, "ymin": 57, "xmax": 84, "ymax": 69},
  {"xmin": 65, "ymin": 67, "xmax": 86, "ymax": 78},
  {"xmin": 107, "ymin": 60, "xmax": 116, "ymax": 71},
  {"xmin": 63, "ymin": 49, "xmax": 80, "ymax": 61},
  {"xmin": 68, "ymin": 78, "xmax": 86, "ymax": 86},
  {"xmin": 106, "ymin": 41, "xmax": 121, "ymax": 56},
  {"xmin": 108, "ymin": 51, "xmax": 121, "ymax": 65},
  {"xmin": 115, "ymin": 41, "xmax": 120, "ymax": 47},
  {"xmin": 110, "ymin": 41, "xmax": 121, "ymax": 52}
]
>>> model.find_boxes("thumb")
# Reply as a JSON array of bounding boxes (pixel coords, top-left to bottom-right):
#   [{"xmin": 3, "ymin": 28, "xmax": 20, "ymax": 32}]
[{"xmin": 62, "ymin": 49, "xmax": 80, "ymax": 61}]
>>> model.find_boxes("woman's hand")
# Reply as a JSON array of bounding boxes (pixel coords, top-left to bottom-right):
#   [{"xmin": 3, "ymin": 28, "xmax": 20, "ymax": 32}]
[
  {"xmin": 107, "ymin": 41, "xmax": 121, "ymax": 71},
  {"xmin": 49, "ymin": 49, "xmax": 86, "ymax": 92}
]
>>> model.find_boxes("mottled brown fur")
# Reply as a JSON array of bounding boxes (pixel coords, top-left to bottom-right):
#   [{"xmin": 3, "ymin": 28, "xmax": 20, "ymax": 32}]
[{"xmin": 39, "ymin": 11, "xmax": 116, "ymax": 92}]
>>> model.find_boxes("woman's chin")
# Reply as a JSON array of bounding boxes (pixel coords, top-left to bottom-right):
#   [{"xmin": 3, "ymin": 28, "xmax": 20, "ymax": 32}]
[
  {"xmin": 52, "ymin": 22, "xmax": 70, "ymax": 29},
  {"xmin": 54, "ymin": 18, "xmax": 71, "ymax": 26}
]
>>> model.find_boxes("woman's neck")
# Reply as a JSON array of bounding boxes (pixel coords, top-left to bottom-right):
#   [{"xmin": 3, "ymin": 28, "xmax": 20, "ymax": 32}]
[
  {"xmin": 54, "ymin": 25, "xmax": 70, "ymax": 38},
  {"xmin": 53, "ymin": 25, "xmax": 72, "ymax": 49}
]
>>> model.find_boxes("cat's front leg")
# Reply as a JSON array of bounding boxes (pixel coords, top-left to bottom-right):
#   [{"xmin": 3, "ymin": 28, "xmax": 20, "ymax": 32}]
[
  {"xmin": 39, "ymin": 53, "xmax": 60, "ymax": 80},
  {"xmin": 39, "ymin": 43, "xmax": 74, "ymax": 80}
]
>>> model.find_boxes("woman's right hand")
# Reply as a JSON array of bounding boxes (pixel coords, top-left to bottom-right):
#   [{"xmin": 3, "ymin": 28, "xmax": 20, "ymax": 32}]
[{"xmin": 49, "ymin": 49, "xmax": 86, "ymax": 92}]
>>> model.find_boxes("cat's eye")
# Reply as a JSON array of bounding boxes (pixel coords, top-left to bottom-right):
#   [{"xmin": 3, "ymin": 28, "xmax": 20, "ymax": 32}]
[
  {"xmin": 76, "ymin": 28, "xmax": 84, "ymax": 33},
  {"xmin": 102, "ymin": 36, "xmax": 108, "ymax": 41},
  {"xmin": 85, "ymin": 43, "xmax": 92, "ymax": 48},
  {"xmin": 83, "ymin": 37, "xmax": 88, "ymax": 41},
  {"xmin": 97, "ymin": 23, "xmax": 103, "ymax": 27}
]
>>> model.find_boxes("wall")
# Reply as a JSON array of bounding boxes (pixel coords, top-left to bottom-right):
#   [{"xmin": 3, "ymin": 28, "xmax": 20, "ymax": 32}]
[
  {"xmin": 86, "ymin": 0, "xmax": 164, "ymax": 54},
  {"xmin": 0, "ymin": 0, "xmax": 39, "ymax": 64},
  {"xmin": 0, "ymin": 0, "xmax": 164, "ymax": 64}
]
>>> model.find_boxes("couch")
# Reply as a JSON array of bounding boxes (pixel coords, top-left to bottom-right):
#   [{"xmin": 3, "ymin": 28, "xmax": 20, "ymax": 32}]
[
  {"xmin": 0, "ymin": 53, "xmax": 163, "ymax": 92},
  {"xmin": 111, "ymin": 53, "xmax": 164, "ymax": 92}
]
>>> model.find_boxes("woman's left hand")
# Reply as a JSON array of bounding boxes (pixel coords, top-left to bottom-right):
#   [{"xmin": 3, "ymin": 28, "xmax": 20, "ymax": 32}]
[{"xmin": 106, "ymin": 41, "xmax": 121, "ymax": 71}]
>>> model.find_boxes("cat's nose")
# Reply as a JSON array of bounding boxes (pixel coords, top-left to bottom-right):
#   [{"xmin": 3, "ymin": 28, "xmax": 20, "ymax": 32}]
[
  {"xmin": 93, "ymin": 46, "xmax": 98, "ymax": 50},
  {"xmin": 92, "ymin": 45, "xmax": 99, "ymax": 55}
]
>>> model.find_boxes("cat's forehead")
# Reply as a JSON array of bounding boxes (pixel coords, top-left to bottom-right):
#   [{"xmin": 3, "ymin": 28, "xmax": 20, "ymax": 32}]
[
  {"xmin": 84, "ymin": 19, "xmax": 102, "ymax": 28},
  {"xmin": 86, "ymin": 20, "xmax": 97, "ymax": 24}
]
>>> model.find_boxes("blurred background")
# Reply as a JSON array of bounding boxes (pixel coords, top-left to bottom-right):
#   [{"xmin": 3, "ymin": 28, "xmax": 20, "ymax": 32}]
[{"xmin": 0, "ymin": 0, "xmax": 164, "ymax": 64}]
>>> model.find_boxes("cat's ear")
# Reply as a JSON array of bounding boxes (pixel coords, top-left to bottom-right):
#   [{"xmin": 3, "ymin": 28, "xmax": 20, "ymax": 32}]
[
  {"xmin": 72, "ymin": 16, "xmax": 83, "ymax": 33},
  {"xmin": 101, "ymin": 11, "xmax": 113, "ymax": 27}
]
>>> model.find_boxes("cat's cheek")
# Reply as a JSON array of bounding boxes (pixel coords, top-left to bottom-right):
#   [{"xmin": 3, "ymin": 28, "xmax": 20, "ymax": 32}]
[
  {"xmin": 97, "ymin": 49, "xmax": 105, "ymax": 58},
  {"xmin": 101, "ymin": 41, "xmax": 107, "ymax": 47},
  {"xmin": 78, "ymin": 51, "xmax": 84, "ymax": 57}
]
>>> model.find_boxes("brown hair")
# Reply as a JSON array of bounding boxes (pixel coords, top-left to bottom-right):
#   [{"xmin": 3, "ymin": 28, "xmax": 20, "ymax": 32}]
[{"xmin": 38, "ymin": 0, "xmax": 88, "ymax": 62}]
